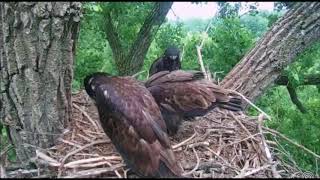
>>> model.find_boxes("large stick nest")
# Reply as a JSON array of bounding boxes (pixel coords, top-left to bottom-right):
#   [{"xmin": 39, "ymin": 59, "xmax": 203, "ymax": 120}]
[{"xmin": 30, "ymin": 91, "xmax": 315, "ymax": 178}]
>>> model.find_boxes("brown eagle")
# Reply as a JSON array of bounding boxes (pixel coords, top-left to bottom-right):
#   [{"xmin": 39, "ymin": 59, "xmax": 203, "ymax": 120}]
[
  {"xmin": 145, "ymin": 70, "xmax": 243, "ymax": 136},
  {"xmin": 149, "ymin": 46, "xmax": 181, "ymax": 77},
  {"xmin": 84, "ymin": 72, "xmax": 182, "ymax": 178}
]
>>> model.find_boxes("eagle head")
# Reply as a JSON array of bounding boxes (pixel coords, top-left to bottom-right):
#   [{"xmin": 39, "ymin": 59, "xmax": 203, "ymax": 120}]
[
  {"xmin": 84, "ymin": 72, "xmax": 111, "ymax": 100},
  {"xmin": 164, "ymin": 46, "xmax": 180, "ymax": 61}
]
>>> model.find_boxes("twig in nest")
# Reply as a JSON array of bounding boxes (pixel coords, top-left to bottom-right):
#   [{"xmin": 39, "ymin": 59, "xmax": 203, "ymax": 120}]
[
  {"xmin": 182, "ymin": 147, "xmax": 200, "ymax": 177},
  {"xmin": 228, "ymin": 90, "xmax": 271, "ymax": 120},
  {"xmin": 205, "ymin": 147, "xmax": 239, "ymax": 172},
  {"xmin": 230, "ymin": 112, "xmax": 257, "ymax": 141},
  {"xmin": 73, "ymin": 103, "xmax": 100, "ymax": 131},
  {"xmin": 58, "ymin": 140, "xmax": 110, "ymax": 177},
  {"xmin": 221, "ymin": 133, "xmax": 261, "ymax": 148},
  {"xmin": 58, "ymin": 138, "xmax": 82, "ymax": 148},
  {"xmin": 61, "ymin": 163, "xmax": 125, "ymax": 178},
  {"xmin": 172, "ymin": 132, "xmax": 197, "ymax": 149},
  {"xmin": 196, "ymin": 45, "xmax": 209, "ymax": 80},
  {"xmin": 262, "ymin": 126, "xmax": 320, "ymax": 159},
  {"xmin": 188, "ymin": 142, "xmax": 210, "ymax": 149},
  {"xmin": 234, "ymin": 164, "xmax": 271, "ymax": 178},
  {"xmin": 63, "ymin": 156, "xmax": 122, "ymax": 168},
  {"xmin": 123, "ymin": 168, "xmax": 130, "ymax": 178},
  {"xmin": 77, "ymin": 133, "xmax": 93, "ymax": 143},
  {"xmin": 36, "ymin": 150, "xmax": 60, "ymax": 166},
  {"xmin": 257, "ymin": 114, "xmax": 281, "ymax": 178},
  {"xmin": 236, "ymin": 160, "xmax": 250, "ymax": 178},
  {"xmin": 0, "ymin": 163, "xmax": 6, "ymax": 178},
  {"xmin": 104, "ymin": 161, "xmax": 122, "ymax": 178}
]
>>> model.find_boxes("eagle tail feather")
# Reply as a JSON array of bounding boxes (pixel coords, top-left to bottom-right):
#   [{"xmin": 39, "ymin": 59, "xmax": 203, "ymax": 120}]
[{"xmin": 218, "ymin": 96, "xmax": 243, "ymax": 111}]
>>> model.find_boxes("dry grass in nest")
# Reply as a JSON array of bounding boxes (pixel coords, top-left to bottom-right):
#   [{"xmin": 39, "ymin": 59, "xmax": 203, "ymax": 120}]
[{"xmin": 28, "ymin": 91, "xmax": 317, "ymax": 178}]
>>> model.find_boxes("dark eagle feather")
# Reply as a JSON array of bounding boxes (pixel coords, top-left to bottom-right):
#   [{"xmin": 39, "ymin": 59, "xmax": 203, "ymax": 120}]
[
  {"xmin": 84, "ymin": 72, "xmax": 182, "ymax": 177},
  {"xmin": 145, "ymin": 70, "xmax": 243, "ymax": 136}
]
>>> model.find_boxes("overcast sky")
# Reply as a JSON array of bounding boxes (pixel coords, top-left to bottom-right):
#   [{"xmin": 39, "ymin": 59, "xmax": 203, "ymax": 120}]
[{"xmin": 166, "ymin": 2, "xmax": 275, "ymax": 21}]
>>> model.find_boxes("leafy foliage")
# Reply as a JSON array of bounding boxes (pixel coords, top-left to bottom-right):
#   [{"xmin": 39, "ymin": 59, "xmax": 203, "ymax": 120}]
[
  {"xmin": 73, "ymin": 3, "xmax": 116, "ymax": 91},
  {"xmin": 100, "ymin": 2, "xmax": 154, "ymax": 52},
  {"xmin": 206, "ymin": 18, "xmax": 255, "ymax": 79}
]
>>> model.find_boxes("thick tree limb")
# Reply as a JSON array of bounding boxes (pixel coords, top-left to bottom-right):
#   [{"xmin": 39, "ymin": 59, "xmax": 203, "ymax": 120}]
[
  {"xmin": 104, "ymin": 2, "xmax": 173, "ymax": 75},
  {"xmin": 286, "ymin": 82, "xmax": 308, "ymax": 113},
  {"xmin": 124, "ymin": 2, "xmax": 173, "ymax": 75},
  {"xmin": 274, "ymin": 75, "xmax": 318, "ymax": 113},
  {"xmin": 104, "ymin": 12, "xmax": 125, "ymax": 65},
  {"xmin": 275, "ymin": 74, "xmax": 320, "ymax": 86},
  {"xmin": 221, "ymin": 2, "xmax": 320, "ymax": 108}
]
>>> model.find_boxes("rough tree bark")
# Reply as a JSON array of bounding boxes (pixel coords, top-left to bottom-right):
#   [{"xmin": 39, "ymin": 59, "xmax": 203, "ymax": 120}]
[
  {"xmin": 0, "ymin": 2, "xmax": 81, "ymax": 164},
  {"xmin": 221, "ymin": 2, "xmax": 320, "ymax": 108},
  {"xmin": 104, "ymin": 2, "xmax": 173, "ymax": 76}
]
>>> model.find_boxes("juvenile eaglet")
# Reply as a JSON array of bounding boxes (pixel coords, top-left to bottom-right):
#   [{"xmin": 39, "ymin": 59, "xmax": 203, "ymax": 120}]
[
  {"xmin": 84, "ymin": 72, "xmax": 183, "ymax": 178},
  {"xmin": 149, "ymin": 46, "xmax": 181, "ymax": 77},
  {"xmin": 145, "ymin": 70, "xmax": 243, "ymax": 136}
]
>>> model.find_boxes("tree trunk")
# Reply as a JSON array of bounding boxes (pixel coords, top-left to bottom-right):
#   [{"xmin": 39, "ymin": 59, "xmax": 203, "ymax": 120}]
[
  {"xmin": 105, "ymin": 2, "xmax": 173, "ymax": 76},
  {"xmin": 0, "ymin": 2, "xmax": 81, "ymax": 165},
  {"xmin": 221, "ymin": 2, "xmax": 320, "ymax": 108}
]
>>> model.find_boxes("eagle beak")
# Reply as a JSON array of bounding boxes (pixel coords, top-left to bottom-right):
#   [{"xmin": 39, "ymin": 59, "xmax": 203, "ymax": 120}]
[{"xmin": 170, "ymin": 55, "xmax": 177, "ymax": 60}]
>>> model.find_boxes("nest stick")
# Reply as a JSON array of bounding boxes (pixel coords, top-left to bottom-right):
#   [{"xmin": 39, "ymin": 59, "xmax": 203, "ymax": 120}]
[
  {"xmin": 182, "ymin": 147, "xmax": 200, "ymax": 176},
  {"xmin": 196, "ymin": 45, "xmax": 209, "ymax": 80},
  {"xmin": 235, "ymin": 164, "xmax": 271, "ymax": 178},
  {"xmin": 222, "ymin": 133, "xmax": 261, "ymax": 148},
  {"xmin": 77, "ymin": 133, "xmax": 93, "ymax": 143},
  {"xmin": 258, "ymin": 114, "xmax": 281, "ymax": 178},
  {"xmin": 64, "ymin": 156, "xmax": 121, "ymax": 167},
  {"xmin": 73, "ymin": 103, "xmax": 100, "ymax": 131},
  {"xmin": 104, "ymin": 161, "xmax": 122, "ymax": 178},
  {"xmin": 230, "ymin": 112, "xmax": 256, "ymax": 141},
  {"xmin": 36, "ymin": 150, "xmax": 60, "ymax": 165},
  {"xmin": 205, "ymin": 147, "xmax": 238, "ymax": 171},
  {"xmin": 58, "ymin": 138, "xmax": 82, "ymax": 148},
  {"xmin": 61, "ymin": 163, "xmax": 125, "ymax": 178},
  {"xmin": 172, "ymin": 132, "xmax": 197, "ymax": 149},
  {"xmin": 228, "ymin": 90, "xmax": 271, "ymax": 120},
  {"xmin": 0, "ymin": 163, "xmax": 6, "ymax": 178},
  {"xmin": 188, "ymin": 142, "xmax": 210, "ymax": 149},
  {"xmin": 262, "ymin": 127, "xmax": 320, "ymax": 159},
  {"xmin": 58, "ymin": 140, "xmax": 110, "ymax": 177}
]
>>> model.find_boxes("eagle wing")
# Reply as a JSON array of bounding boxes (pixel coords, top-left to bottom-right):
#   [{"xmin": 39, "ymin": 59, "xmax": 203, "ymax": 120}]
[
  {"xmin": 148, "ymin": 57, "xmax": 164, "ymax": 77},
  {"xmin": 93, "ymin": 76, "xmax": 181, "ymax": 177},
  {"xmin": 148, "ymin": 81, "xmax": 218, "ymax": 117},
  {"xmin": 145, "ymin": 70, "xmax": 204, "ymax": 87},
  {"xmin": 147, "ymin": 71, "xmax": 242, "ymax": 117}
]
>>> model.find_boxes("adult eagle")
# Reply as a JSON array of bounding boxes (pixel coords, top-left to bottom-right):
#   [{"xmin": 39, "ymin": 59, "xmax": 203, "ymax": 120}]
[
  {"xmin": 84, "ymin": 72, "xmax": 182, "ymax": 178},
  {"xmin": 148, "ymin": 46, "xmax": 181, "ymax": 77},
  {"xmin": 145, "ymin": 70, "xmax": 243, "ymax": 136}
]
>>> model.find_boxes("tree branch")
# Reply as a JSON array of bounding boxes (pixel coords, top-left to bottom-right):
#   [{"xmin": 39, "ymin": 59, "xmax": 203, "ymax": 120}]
[
  {"xmin": 286, "ymin": 82, "xmax": 307, "ymax": 113},
  {"xmin": 275, "ymin": 74, "xmax": 320, "ymax": 86},
  {"xmin": 221, "ymin": 2, "xmax": 320, "ymax": 108},
  {"xmin": 104, "ymin": 11, "xmax": 125, "ymax": 64},
  {"xmin": 123, "ymin": 2, "xmax": 173, "ymax": 75},
  {"xmin": 274, "ymin": 75, "xmax": 310, "ymax": 113}
]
